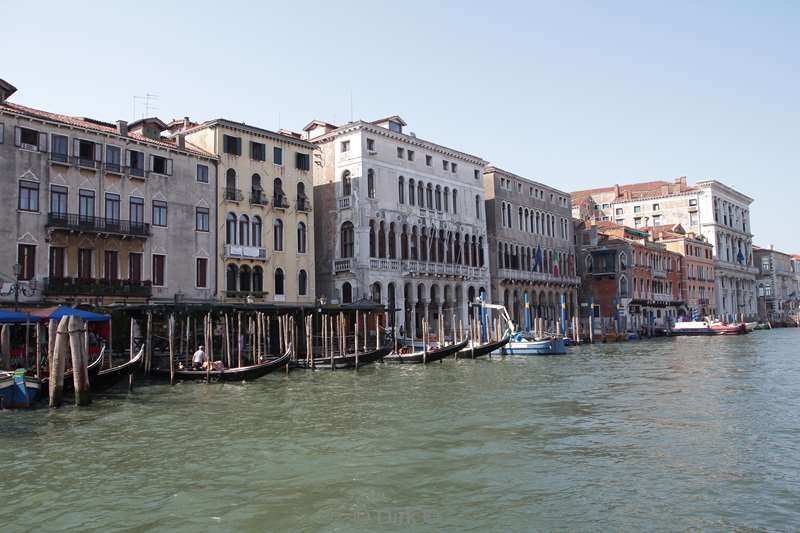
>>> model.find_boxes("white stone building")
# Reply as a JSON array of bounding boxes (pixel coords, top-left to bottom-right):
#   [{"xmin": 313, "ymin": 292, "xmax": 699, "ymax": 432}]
[{"xmin": 306, "ymin": 116, "xmax": 490, "ymax": 337}]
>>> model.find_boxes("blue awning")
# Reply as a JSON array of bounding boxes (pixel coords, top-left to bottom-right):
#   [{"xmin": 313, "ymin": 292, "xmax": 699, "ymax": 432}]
[
  {"xmin": 35, "ymin": 305, "xmax": 110, "ymax": 322},
  {"xmin": 0, "ymin": 310, "xmax": 32, "ymax": 324}
]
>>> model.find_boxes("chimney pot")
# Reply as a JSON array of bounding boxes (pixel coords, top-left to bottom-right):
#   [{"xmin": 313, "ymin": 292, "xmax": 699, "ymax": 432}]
[
  {"xmin": 116, "ymin": 120, "xmax": 128, "ymax": 137},
  {"xmin": 183, "ymin": 116, "xmax": 190, "ymax": 129},
  {"xmin": 176, "ymin": 133, "xmax": 186, "ymax": 150}
]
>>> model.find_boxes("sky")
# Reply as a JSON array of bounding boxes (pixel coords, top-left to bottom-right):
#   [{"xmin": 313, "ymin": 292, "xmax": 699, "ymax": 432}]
[{"xmin": 2, "ymin": 1, "xmax": 798, "ymax": 252}]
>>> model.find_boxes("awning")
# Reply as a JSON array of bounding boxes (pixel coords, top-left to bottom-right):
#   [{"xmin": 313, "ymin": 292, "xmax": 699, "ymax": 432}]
[
  {"xmin": 0, "ymin": 309, "xmax": 32, "ymax": 324},
  {"xmin": 31, "ymin": 305, "xmax": 110, "ymax": 322}
]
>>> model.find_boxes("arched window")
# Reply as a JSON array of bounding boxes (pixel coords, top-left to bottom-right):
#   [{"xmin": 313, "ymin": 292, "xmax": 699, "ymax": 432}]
[
  {"xmin": 478, "ymin": 236, "xmax": 484, "ymax": 267},
  {"xmin": 476, "ymin": 195, "xmax": 481, "ymax": 219},
  {"xmin": 226, "ymin": 168, "xmax": 236, "ymax": 190},
  {"xmin": 435, "ymin": 185, "xmax": 442, "ymax": 211},
  {"xmin": 371, "ymin": 282, "xmax": 381, "ymax": 303},
  {"xmin": 274, "ymin": 268, "xmax": 284, "ymax": 295},
  {"xmin": 298, "ymin": 269, "xmax": 308, "ymax": 296},
  {"xmin": 342, "ymin": 170, "xmax": 351, "ymax": 196},
  {"xmin": 619, "ymin": 251, "xmax": 627, "ymax": 270},
  {"xmin": 367, "ymin": 169, "xmax": 375, "ymax": 199},
  {"xmin": 518, "ymin": 207, "xmax": 523, "ymax": 230},
  {"xmin": 398, "ymin": 176, "xmax": 405, "ymax": 204},
  {"xmin": 297, "ymin": 182, "xmax": 308, "ymax": 210},
  {"xmin": 401, "ymin": 225, "xmax": 408, "ymax": 260},
  {"xmin": 620, "ymin": 275, "xmax": 629, "ymax": 297},
  {"xmin": 251, "ymin": 173, "xmax": 262, "ymax": 203},
  {"xmin": 226, "ymin": 264, "xmax": 238, "ymax": 292},
  {"xmin": 273, "ymin": 219, "xmax": 283, "ymax": 251},
  {"xmin": 420, "ymin": 228, "xmax": 428, "ymax": 262},
  {"xmin": 226, "ymin": 212, "xmax": 236, "ymax": 244},
  {"xmin": 585, "ymin": 254, "xmax": 593, "ymax": 273},
  {"xmin": 388, "ymin": 223, "xmax": 396, "ymax": 259},
  {"xmin": 342, "ymin": 282, "xmax": 352, "ymax": 304},
  {"xmin": 378, "ymin": 221, "xmax": 387, "ymax": 258},
  {"xmin": 273, "ymin": 177, "xmax": 285, "ymax": 207},
  {"xmin": 340, "ymin": 222, "xmax": 354, "ymax": 258},
  {"xmin": 426, "ymin": 183, "xmax": 433, "ymax": 209},
  {"xmin": 252, "ymin": 216, "xmax": 262, "ymax": 247},
  {"xmin": 444, "ymin": 187, "xmax": 449, "ymax": 212},
  {"xmin": 417, "ymin": 181, "xmax": 424, "ymax": 206},
  {"xmin": 239, "ymin": 265, "xmax": 251, "ymax": 292},
  {"xmin": 369, "ymin": 220, "xmax": 376, "ymax": 258},
  {"xmin": 297, "ymin": 222, "xmax": 307, "ymax": 253},
  {"xmin": 452, "ymin": 189, "xmax": 458, "ymax": 214},
  {"xmin": 253, "ymin": 266, "xmax": 263, "ymax": 293},
  {"xmin": 498, "ymin": 242, "xmax": 504, "ymax": 268},
  {"xmin": 408, "ymin": 178, "xmax": 415, "ymax": 206},
  {"xmin": 410, "ymin": 226, "xmax": 418, "ymax": 260},
  {"xmin": 238, "ymin": 214, "xmax": 250, "ymax": 246}
]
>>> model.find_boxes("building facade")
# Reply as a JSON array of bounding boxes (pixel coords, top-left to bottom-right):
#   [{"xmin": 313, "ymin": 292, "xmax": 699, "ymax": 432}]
[
  {"xmin": 483, "ymin": 167, "xmax": 578, "ymax": 329},
  {"xmin": 754, "ymin": 246, "xmax": 799, "ymax": 323},
  {"xmin": 183, "ymin": 120, "xmax": 316, "ymax": 306},
  {"xmin": 306, "ymin": 116, "xmax": 489, "ymax": 337},
  {"xmin": 0, "ymin": 79, "xmax": 217, "ymax": 307},
  {"xmin": 572, "ymin": 177, "xmax": 757, "ymax": 320}
]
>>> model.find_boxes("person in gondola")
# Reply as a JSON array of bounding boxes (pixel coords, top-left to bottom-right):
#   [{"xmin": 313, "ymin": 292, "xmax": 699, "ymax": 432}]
[{"xmin": 192, "ymin": 345, "xmax": 206, "ymax": 370}]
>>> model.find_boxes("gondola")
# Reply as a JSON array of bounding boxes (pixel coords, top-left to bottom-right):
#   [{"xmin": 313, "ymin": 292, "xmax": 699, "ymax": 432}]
[
  {"xmin": 455, "ymin": 336, "xmax": 510, "ymax": 359},
  {"xmin": 91, "ymin": 347, "xmax": 144, "ymax": 392},
  {"xmin": 41, "ymin": 347, "xmax": 106, "ymax": 396},
  {"xmin": 152, "ymin": 348, "xmax": 291, "ymax": 382},
  {"xmin": 294, "ymin": 344, "xmax": 392, "ymax": 370},
  {"xmin": 383, "ymin": 338, "xmax": 470, "ymax": 364}
]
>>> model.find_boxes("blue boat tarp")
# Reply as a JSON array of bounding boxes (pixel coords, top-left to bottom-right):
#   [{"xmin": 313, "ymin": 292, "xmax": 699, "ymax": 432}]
[
  {"xmin": 35, "ymin": 305, "xmax": 109, "ymax": 322},
  {"xmin": 0, "ymin": 310, "xmax": 32, "ymax": 324}
]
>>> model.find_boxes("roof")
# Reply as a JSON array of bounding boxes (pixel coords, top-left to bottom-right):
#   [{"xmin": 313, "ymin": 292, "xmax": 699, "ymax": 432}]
[
  {"xmin": 128, "ymin": 117, "xmax": 168, "ymax": 131},
  {"xmin": 0, "ymin": 101, "xmax": 214, "ymax": 159},
  {"xmin": 483, "ymin": 166, "xmax": 570, "ymax": 197},
  {"xmin": 185, "ymin": 118, "xmax": 317, "ymax": 149},
  {"xmin": 302, "ymin": 119, "xmax": 338, "ymax": 132},
  {"xmin": 370, "ymin": 115, "xmax": 407, "ymax": 126},
  {"xmin": 571, "ymin": 180, "xmax": 671, "ymax": 206}
]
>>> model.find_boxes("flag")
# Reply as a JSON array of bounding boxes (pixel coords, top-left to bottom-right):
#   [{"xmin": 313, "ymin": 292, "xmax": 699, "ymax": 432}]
[{"xmin": 736, "ymin": 249, "xmax": 745, "ymax": 264}]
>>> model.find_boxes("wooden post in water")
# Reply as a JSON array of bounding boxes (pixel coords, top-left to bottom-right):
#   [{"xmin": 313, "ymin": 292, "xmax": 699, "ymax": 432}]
[
  {"xmin": 363, "ymin": 312, "xmax": 368, "ymax": 352},
  {"xmin": 224, "ymin": 315, "xmax": 230, "ymax": 368},
  {"xmin": 48, "ymin": 319, "xmax": 57, "ymax": 370},
  {"xmin": 35, "ymin": 322, "xmax": 41, "ymax": 379},
  {"xmin": 69, "ymin": 316, "xmax": 90, "ymax": 406},
  {"xmin": 205, "ymin": 314, "xmax": 211, "ymax": 382},
  {"xmin": 129, "ymin": 318, "xmax": 135, "ymax": 391},
  {"xmin": 145, "ymin": 312, "xmax": 153, "ymax": 376},
  {"xmin": 237, "ymin": 313, "xmax": 242, "ymax": 368},
  {"xmin": 422, "ymin": 318, "xmax": 428, "ymax": 364},
  {"xmin": 168, "ymin": 314, "xmax": 175, "ymax": 386},
  {"xmin": 355, "ymin": 311, "xmax": 359, "ymax": 356},
  {"xmin": 49, "ymin": 316, "xmax": 70, "ymax": 407},
  {"xmin": 330, "ymin": 316, "xmax": 335, "ymax": 371},
  {"xmin": 376, "ymin": 315, "xmax": 380, "ymax": 350}
]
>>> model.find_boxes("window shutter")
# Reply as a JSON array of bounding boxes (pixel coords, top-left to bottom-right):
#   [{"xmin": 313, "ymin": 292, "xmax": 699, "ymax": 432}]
[
  {"xmin": 148, "ymin": 154, "xmax": 154, "ymax": 172},
  {"xmin": 14, "ymin": 126, "xmax": 22, "ymax": 147},
  {"xmin": 236, "ymin": 138, "xmax": 241, "ymax": 155},
  {"xmin": 38, "ymin": 132, "xmax": 48, "ymax": 152},
  {"xmin": 0, "ymin": 123, "xmax": 4, "ymax": 144},
  {"xmin": 75, "ymin": 138, "xmax": 81, "ymax": 157},
  {"xmin": 95, "ymin": 142, "xmax": 102, "ymax": 161},
  {"xmin": 126, "ymin": 149, "xmax": 132, "ymax": 167},
  {"xmin": 166, "ymin": 158, "xmax": 173, "ymax": 176}
]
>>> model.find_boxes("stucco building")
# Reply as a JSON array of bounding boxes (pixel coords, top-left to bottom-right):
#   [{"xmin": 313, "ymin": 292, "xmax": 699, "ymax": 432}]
[
  {"xmin": 0, "ymin": 79, "xmax": 217, "ymax": 307},
  {"xmin": 306, "ymin": 115, "xmax": 489, "ymax": 337},
  {"xmin": 754, "ymin": 245, "xmax": 799, "ymax": 323},
  {"xmin": 483, "ymin": 167, "xmax": 578, "ymax": 329},
  {"xmin": 183, "ymin": 120, "xmax": 316, "ymax": 306}
]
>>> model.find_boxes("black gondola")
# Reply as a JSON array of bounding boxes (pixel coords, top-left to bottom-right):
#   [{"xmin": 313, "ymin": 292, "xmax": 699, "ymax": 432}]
[
  {"xmin": 91, "ymin": 347, "xmax": 144, "ymax": 392},
  {"xmin": 41, "ymin": 347, "xmax": 105, "ymax": 396},
  {"xmin": 383, "ymin": 338, "xmax": 470, "ymax": 364},
  {"xmin": 294, "ymin": 344, "xmax": 392, "ymax": 370},
  {"xmin": 152, "ymin": 349, "xmax": 291, "ymax": 382},
  {"xmin": 454, "ymin": 336, "xmax": 510, "ymax": 359}
]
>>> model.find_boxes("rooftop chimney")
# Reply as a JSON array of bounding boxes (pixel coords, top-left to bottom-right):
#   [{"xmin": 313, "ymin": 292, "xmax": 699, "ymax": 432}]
[
  {"xmin": 175, "ymin": 133, "xmax": 186, "ymax": 150},
  {"xmin": 0, "ymin": 79, "xmax": 17, "ymax": 103},
  {"xmin": 183, "ymin": 116, "xmax": 191, "ymax": 130},
  {"xmin": 613, "ymin": 184, "xmax": 620, "ymax": 198},
  {"xmin": 116, "ymin": 120, "xmax": 128, "ymax": 137}
]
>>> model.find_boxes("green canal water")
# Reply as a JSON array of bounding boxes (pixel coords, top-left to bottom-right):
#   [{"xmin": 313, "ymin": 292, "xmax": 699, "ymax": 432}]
[{"xmin": 2, "ymin": 330, "xmax": 799, "ymax": 532}]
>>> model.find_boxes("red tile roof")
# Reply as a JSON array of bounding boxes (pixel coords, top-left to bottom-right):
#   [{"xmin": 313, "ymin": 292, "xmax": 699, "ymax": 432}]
[{"xmin": 0, "ymin": 101, "xmax": 214, "ymax": 159}]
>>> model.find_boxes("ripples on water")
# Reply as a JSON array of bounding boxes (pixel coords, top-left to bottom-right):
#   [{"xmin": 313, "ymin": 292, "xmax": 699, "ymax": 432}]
[{"xmin": 2, "ymin": 330, "xmax": 799, "ymax": 532}]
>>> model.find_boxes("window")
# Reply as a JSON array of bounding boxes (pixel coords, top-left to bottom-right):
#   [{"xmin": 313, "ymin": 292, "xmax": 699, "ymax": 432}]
[
  {"xmin": 197, "ymin": 164, "xmax": 209, "ymax": 183},
  {"xmin": 451, "ymin": 163, "xmax": 457, "ymax": 173},
  {"xmin": 226, "ymin": 213, "xmax": 237, "ymax": 244},
  {"xmin": 634, "ymin": 217, "xmax": 642, "ymax": 228},
  {"xmin": 475, "ymin": 195, "xmax": 481, "ymax": 219},
  {"xmin": 689, "ymin": 199, "xmax": 698, "ymax": 207},
  {"xmin": 79, "ymin": 189, "xmax": 95, "ymax": 219},
  {"xmin": 252, "ymin": 216, "xmax": 262, "ymax": 247},
  {"xmin": 298, "ymin": 270, "xmax": 307, "ymax": 296},
  {"xmin": 105, "ymin": 193, "xmax": 120, "ymax": 222},
  {"xmin": 425, "ymin": 155, "xmax": 432, "ymax": 166},
  {"xmin": 397, "ymin": 147, "xmax": 405, "ymax": 158},
  {"xmin": 366, "ymin": 138, "xmax": 375, "ymax": 152},
  {"xmin": 17, "ymin": 244, "xmax": 35, "ymax": 280},
  {"xmin": 196, "ymin": 207, "xmax": 209, "ymax": 231},
  {"xmin": 652, "ymin": 214, "xmax": 662, "ymax": 225},
  {"xmin": 297, "ymin": 222, "xmax": 307, "ymax": 253},
  {"xmin": 367, "ymin": 169, "xmax": 375, "ymax": 198},
  {"xmin": 152, "ymin": 200, "xmax": 168, "ymax": 227},
  {"xmin": 16, "ymin": 127, "xmax": 44, "ymax": 150},
  {"xmin": 127, "ymin": 150, "xmax": 145, "ymax": 176},
  {"xmin": 652, "ymin": 203, "xmax": 660, "ymax": 211},
  {"xmin": 196, "ymin": 258, "xmax": 208, "ymax": 288},
  {"xmin": 130, "ymin": 197, "xmax": 144, "ymax": 224},
  {"xmin": 273, "ymin": 219, "xmax": 284, "ymax": 251},
  {"xmin": 442, "ymin": 160, "xmax": 449, "ymax": 171},
  {"xmin": 18, "ymin": 181, "xmax": 39, "ymax": 211},
  {"xmin": 342, "ymin": 282, "xmax": 352, "ymax": 303},
  {"xmin": 452, "ymin": 189, "xmax": 458, "ymax": 214},
  {"xmin": 106, "ymin": 145, "xmax": 121, "ymax": 172},
  {"xmin": 77, "ymin": 139, "xmax": 98, "ymax": 165},
  {"xmin": 226, "ymin": 264, "xmax": 237, "ymax": 291},
  {"xmin": 152, "ymin": 254, "xmax": 166, "ymax": 286},
  {"xmin": 340, "ymin": 140, "xmax": 350, "ymax": 152},
  {"xmin": 78, "ymin": 248, "xmax": 92, "ymax": 279},
  {"xmin": 104, "ymin": 251, "xmax": 118, "ymax": 281},
  {"xmin": 49, "ymin": 247, "xmax": 66, "ymax": 279},
  {"xmin": 340, "ymin": 222, "xmax": 354, "ymax": 258},
  {"xmin": 238, "ymin": 214, "xmax": 250, "ymax": 246},
  {"xmin": 251, "ymin": 141, "xmax": 266, "ymax": 161},
  {"xmin": 615, "ymin": 207, "xmax": 623, "ymax": 215},
  {"xmin": 407, "ymin": 150, "xmax": 415, "ymax": 161},
  {"xmin": 474, "ymin": 169, "xmax": 480, "ymax": 180},
  {"xmin": 633, "ymin": 205, "xmax": 641, "ymax": 213},
  {"xmin": 388, "ymin": 121, "xmax": 402, "ymax": 133},
  {"xmin": 129, "ymin": 253, "xmax": 142, "ymax": 282},
  {"xmin": 341, "ymin": 171, "xmax": 351, "ymax": 196},
  {"xmin": 295, "ymin": 152, "xmax": 310, "ymax": 171},
  {"xmin": 616, "ymin": 218, "xmax": 625, "ymax": 225},
  {"xmin": 398, "ymin": 176, "xmax": 405, "ymax": 204},
  {"xmin": 274, "ymin": 268, "xmax": 285, "ymax": 296},
  {"xmin": 253, "ymin": 266, "xmax": 263, "ymax": 293},
  {"xmin": 151, "ymin": 155, "xmax": 171, "ymax": 175},
  {"xmin": 51, "ymin": 134, "xmax": 68, "ymax": 163},
  {"xmin": 223, "ymin": 135, "xmax": 242, "ymax": 155},
  {"xmin": 273, "ymin": 146, "xmax": 283, "ymax": 165}
]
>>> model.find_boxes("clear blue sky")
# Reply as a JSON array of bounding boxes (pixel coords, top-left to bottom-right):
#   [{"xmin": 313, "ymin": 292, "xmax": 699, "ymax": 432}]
[{"xmin": 3, "ymin": 1, "xmax": 797, "ymax": 252}]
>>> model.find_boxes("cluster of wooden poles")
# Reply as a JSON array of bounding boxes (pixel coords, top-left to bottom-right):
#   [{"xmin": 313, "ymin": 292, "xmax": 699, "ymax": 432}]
[{"xmin": 47, "ymin": 316, "xmax": 92, "ymax": 407}]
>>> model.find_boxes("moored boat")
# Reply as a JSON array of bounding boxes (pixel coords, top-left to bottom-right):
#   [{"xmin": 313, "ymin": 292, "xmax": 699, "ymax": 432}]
[
  {"xmin": 41, "ymin": 347, "xmax": 106, "ymax": 396},
  {"xmin": 384, "ymin": 338, "xmax": 469, "ymax": 364},
  {"xmin": 0, "ymin": 369, "xmax": 42, "ymax": 408},
  {"xmin": 154, "ymin": 349, "xmax": 291, "ymax": 382},
  {"xmin": 501, "ymin": 334, "xmax": 567, "ymax": 356},
  {"xmin": 455, "ymin": 336, "xmax": 509, "ymax": 359},
  {"xmin": 91, "ymin": 347, "xmax": 144, "ymax": 392},
  {"xmin": 672, "ymin": 320, "xmax": 748, "ymax": 336},
  {"xmin": 295, "ymin": 344, "xmax": 392, "ymax": 370}
]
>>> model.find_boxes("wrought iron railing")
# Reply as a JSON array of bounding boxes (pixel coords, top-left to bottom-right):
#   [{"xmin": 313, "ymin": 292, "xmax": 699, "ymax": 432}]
[
  {"xmin": 46, "ymin": 212, "xmax": 150, "ymax": 237},
  {"xmin": 44, "ymin": 277, "xmax": 152, "ymax": 297}
]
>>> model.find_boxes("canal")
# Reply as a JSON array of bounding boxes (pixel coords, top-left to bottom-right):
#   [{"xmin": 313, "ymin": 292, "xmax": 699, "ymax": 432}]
[{"xmin": 2, "ymin": 329, "xmax": 799, "ymax": 532}]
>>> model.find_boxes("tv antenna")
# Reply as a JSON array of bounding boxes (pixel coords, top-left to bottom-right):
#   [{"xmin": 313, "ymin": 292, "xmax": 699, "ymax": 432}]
[{"xmin": 133, "ymin": 94, "xmax": 159, "ymax": 119}]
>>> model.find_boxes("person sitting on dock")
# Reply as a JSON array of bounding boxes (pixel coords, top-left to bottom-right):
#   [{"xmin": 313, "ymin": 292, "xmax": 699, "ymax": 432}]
[{"xmin": 192, "ymin": 346, "xmax": 206, "ymax": 370}]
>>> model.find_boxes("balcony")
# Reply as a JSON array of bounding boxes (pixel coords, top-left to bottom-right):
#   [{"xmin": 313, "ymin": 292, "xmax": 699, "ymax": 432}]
[
  {"xmin": 224, "ymin": 244, "xmax": 267, "ymax": 261},
  {"xmin": 337, "ymin": 196, "xmax": 352, "ymax": 209},
  {"xmin": 225, "ymin": 187, "xmax": 243, "ymax": 202},
  {"xmin": 652, "ymin": 267, "xmax": 667, "ymax": 278},
  {"xmin": 369, "ymin": 258, "xmax": 402, "ymax": 271},
  {"xmin": 128, "ymin": 166, "xmax": 146, "ymax": 179},
  {"xmin": 334, "ymin": 258, "xmax": 352, "ymax": 273},
  {"xmin": 44, "ymin": 277, "xmax": 152, "ymax": 298},
  {"xmin": 250, "ymin": 191, "xmax": 268, "ymax": 206},
  {"xmin": 498, "ymin": 268, "xmax": 580, "ymax": 286},
  {"xmin": 401, "ymin": 260, "xmax": 489, "ymax": 280},
  {"xmin": 297, "ymin": 198, "xmax": 312, "ymax": 212},
  {"xmin": 273, "ymin": 194, "xmax": 290, "ymax": 209},
  {"xmin": 47, "ymin": 212, "xmax": 150, "ymax": 238},
  {"xmin": 104, "ymin": 163, "xmax": 124, "ymax": 175},
  {"xmin": 225, "ymin": 290, "xmax": 265, "ymax": 300}
]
